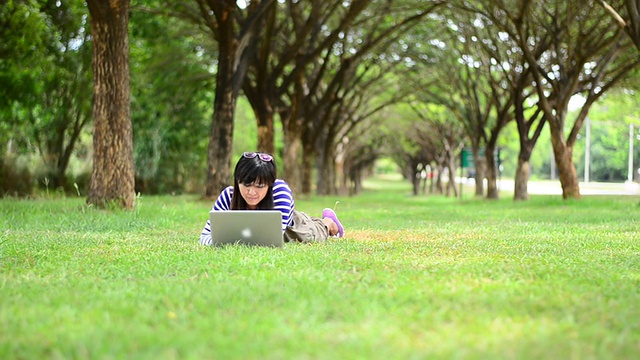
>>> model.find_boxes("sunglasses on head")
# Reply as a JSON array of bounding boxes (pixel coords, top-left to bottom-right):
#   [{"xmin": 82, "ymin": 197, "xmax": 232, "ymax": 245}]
[{"xmin": 242, "ymin": 152, "xmax": 273, "ymax": 162}]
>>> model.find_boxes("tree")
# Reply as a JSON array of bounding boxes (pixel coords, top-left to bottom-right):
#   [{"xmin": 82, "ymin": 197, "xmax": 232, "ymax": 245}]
[
  {"xmin": 450, "ymin": 12, "xmax": 515, "ymax": 200},
  {"xmin": 301, "ymin": 1, "xmax": 446, "ymax": 195},
  {"xmin": 240, "ymin": 0, "xmax": 383, "ymax": 193},
  {"xmin": 600, "ymin": 0, "xmax": 640, "ymax": 51},
  {"xmin": 239, "ymin": 0, "xmax": 445, "ymax": 195},
  {"xmin": 457, "ymin": 4, "xmax": 547, "ymax": 201},
  {"xmin": 341, "ymin": 122, "xmax": 387, "ymax": 195},
  {"xmin": 512, "ymin": 81, "xmax": 546, "ymax": 201},
  {"xmin": 154, "ymin": 1, "xmax": 443, "ymax": 196},
  {"xmin": 36, "ymin": 0, "xmax": 93, "ymax": 190},
  {"xmin": 574, "ymin": 90, "xmax": 640, "ymax": 182},
  {"xmin": 129, "ymin": 4, "xmax": 214, "ymax": 194},
  {"xmin": 241, "ymin": 0, "xmax": 351, "ymax": 192},
  {"xmin": 480, "ymin": 0, "xmax": 640, "ymax": 199},
  {"xmin": 382, "ymin": 109, "xmax": 434, "ymax": 195},
  {"xmin": 1, "ymin": 0, "xmax": 93, "ymax": 190},
  {"xmin": 305, "ymin": 53, "xmax": 414, "ymax": 195},
  {"xmin": 86, "ymin": 0, "xmax": 135, "ymax": 208},
  {"xmin": 185, "ymin": 0, "xmax": 276, "ymax": 199},
  {"xmin": 413, "ymin": 25, "xmax": 492, "ymax": 198},
  {"xmin": 407, "ymin": 102, "xmax": 465, "ymax": 197}
]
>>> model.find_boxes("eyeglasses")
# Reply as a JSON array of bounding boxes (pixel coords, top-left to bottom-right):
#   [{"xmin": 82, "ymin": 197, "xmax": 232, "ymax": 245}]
[{"xmin": 242, "ymin": 152, "xmax": 273, "ymax": 162}]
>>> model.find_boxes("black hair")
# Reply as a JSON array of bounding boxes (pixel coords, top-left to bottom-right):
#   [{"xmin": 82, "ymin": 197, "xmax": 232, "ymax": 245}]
[{"xmin": 230, "ymin": 154, "xmax": 276, "ymax": 210}]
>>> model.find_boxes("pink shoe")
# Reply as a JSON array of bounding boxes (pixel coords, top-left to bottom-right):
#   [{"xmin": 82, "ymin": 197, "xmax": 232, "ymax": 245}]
[{"xmin": 322, "ymin": 208, "xmax": 344, "ymax": 238}]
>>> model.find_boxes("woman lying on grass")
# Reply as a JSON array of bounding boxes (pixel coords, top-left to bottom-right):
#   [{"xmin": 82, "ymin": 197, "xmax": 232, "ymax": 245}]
[{"xmin": 199, "ymin": 152, "xmax": 344, "ymax": 246}]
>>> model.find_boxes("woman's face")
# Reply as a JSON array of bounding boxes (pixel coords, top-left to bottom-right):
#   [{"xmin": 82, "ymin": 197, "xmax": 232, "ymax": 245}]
[{"xmin": 238, "ymin": 182, "xmax": 269, "ymax": 209}]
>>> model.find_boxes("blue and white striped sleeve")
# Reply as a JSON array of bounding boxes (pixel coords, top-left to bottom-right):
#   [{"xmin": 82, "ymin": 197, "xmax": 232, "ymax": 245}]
[
  {"xmin": 199, "ymin": 186, "xmax": 233, "ymax": 246},
  {"xmin": 273, "ymin": 179, "xmax": 294, "ymax": 232}
]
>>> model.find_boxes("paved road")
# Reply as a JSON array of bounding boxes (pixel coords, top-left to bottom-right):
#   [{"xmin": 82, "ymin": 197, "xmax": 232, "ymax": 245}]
[{"xmin": 496, "ymin": 179, "xmax": 640, "ymax": 196}]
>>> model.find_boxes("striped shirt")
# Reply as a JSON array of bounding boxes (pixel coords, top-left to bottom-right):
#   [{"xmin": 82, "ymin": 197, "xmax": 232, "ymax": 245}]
[{"xmin": 199, "ymin": 179, "xmax": 295, "ymax": 246}]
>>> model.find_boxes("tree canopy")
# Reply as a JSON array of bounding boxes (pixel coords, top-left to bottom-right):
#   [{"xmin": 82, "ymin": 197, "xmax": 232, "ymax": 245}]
[{"xmin": 1, "ymin": 0, "xmax": 639, "ymax": 201}]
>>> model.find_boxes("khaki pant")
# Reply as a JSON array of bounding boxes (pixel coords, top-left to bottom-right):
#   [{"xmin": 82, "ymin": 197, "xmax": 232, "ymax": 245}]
[{"xmin": 284, "ymin": 210, "xmax": 329, "ymax": 243}]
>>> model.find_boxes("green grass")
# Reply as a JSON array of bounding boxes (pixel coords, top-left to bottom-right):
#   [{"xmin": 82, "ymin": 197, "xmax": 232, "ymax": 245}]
[{"xmin": 1, "ymin": 176, "xmax": 639, "ymax": 359}]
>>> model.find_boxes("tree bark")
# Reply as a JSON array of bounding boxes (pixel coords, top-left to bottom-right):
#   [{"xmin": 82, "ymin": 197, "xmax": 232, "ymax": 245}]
[
  {"xmin": 199, "ymin": 0, "xmax": 275, "ymax": 198},
  {"xmin": 485, "ymin": 142, "xmax": 499, "ymax": 199},
  {"xmin": 550, "ymin": 128, "xmax": 581, "ymax": 199},
  {"xmin": 505, "ymin": 0, "xmax": 637, "ymax": 200},
  {"xmin": 204, "ymin": 89, "xmax": 235, "ymax": 198},
  {"xmin": 316, "ymin": 143, "xmax": 335, "ymax": 196},
  {"xmin": 257, "ymin": 116, "xmax": 275, "ymax": 155},
  {"xmin": 204, "ymin": 4, "xmax": 237, "ymax": 198},
  {"xmin": 283, "ymin": 115, "xmax": 302, "ymax": 193},
  {"xmin": 473, "ymin": 150, "xmax": 485, "ymax": 196},
  {"xmin": 513, "ymin": 157, "xmax": 531, "ymax": 201},
  {"xmin": 513, "ymin": 81, "xmax": 546, "ymax": 201},
  {"xmin": 434, "ymin": 163, "xmax": 444, "ymax": 194},
  {"xmin": 446, "ymin": 150, "xmax": 458, "ymax": 198},
  {"xmin": 281, "ymin": 71, "xmax": 304, "ymax": 193},
  {"xmin": 599, "ymin": 0, "xmax": 640, "ymax": 51},
  {"xmin": 86, "ymin": 0, "xmax": 135, "ymax": 209},
  {"xmin": 301, "ymin": 138, "xmax": 314, "ymax": 195}
]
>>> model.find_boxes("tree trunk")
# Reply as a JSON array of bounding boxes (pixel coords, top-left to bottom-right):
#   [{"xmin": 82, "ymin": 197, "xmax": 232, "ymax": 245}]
[
  {"xmin": 202, "ymin": 0, "xmax": 272, "ymax": 198},
  {"xmin": 315, "ymin": 136, "xmax": 338, "ymax": 196},
  {"xmin": 485, "ymin": 143, "xmax": 499, "ymax": 199},
  {"xmin": 473, "ymin": 150, "xmax": 485, "ymax": 196},
  {"xmin": 282, "ymin": 71, "xmax": 304, "ymax": 192},
  {"xmin": 446, "ymin": 151, "xmax": 458, "ymax": 198},
  {"xmin": 204, "ymin": 3, "xmax": 241, "ymax": 199},
  {"xmin": 351, "ymin": 167, "xmax": 362, "ymax": 195},
  {"xmin": 335, "ymin": 141, "xmax": 348, "ymax": 196},
  {"xmin": 257, "ymin": 113, "xmax": 275, "ymax": 155},
  {"xmin": 336, "ymin": 153, "xmax": 347, "ymax": 196},
  {"xmin": 283, "ymin": 116, "xmax": 302, "ymax": 193},
  {"xmin": 513, "ymin": 157, "xmax": 530, "ymax": 201},
  {"xmin": 412, "ymin": 171, "xmax": 420, "ymax": 196},
  {"xmin": 550, "ymin": 130, "xmax": 581, "ymax": 199},
  {"xmin": 301, "ymin": 140, "xmax": 314, "ymax": 195},
  {"xmin": 316, "ymin": 147, "xmax": 332, "ymax": 196},
  {"xmin": 204, "ymin": 95, "xmax": 235, "ymax": 198},
  {"xmin": 239, "ymin": 0, "xmax": 277, "ymax": 156},
  {"xmin": 513, "ymin": 85, "xmax": 546, "ymax": 202},
  {"xmin": 421, "ymin": 167, "xmax": 428, "ymax": 194},
  {"xmin": 247, "ymin": 91, "xmax": 275, "ymax": 155},
  {"xmin": 435, "ymin": 164, "xmax": 444, "ymax": 194},
  {"xmin": 429, "ymin": 166, "xmax": 436, "ymax": 194},
  {"xmin": 47, "ymin": 109, "xmax": 88, "ymax": 190},
  {"xmin": 86, "ymin": 0, "xmax": 135, "ymax": 209}
]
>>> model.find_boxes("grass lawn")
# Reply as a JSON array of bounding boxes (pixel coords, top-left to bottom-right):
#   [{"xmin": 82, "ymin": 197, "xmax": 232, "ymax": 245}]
[{"xmin": 1, "ymin": 176, "xmax": 639, "ymax": 359}]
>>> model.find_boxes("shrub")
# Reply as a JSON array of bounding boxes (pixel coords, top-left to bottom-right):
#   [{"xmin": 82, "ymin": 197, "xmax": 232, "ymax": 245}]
[{"xmin": 0, "ymin": 157, "xmax": 34, "ymax": 197}]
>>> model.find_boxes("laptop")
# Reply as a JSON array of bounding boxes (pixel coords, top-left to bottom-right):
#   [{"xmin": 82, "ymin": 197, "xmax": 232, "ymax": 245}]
[{"xmin": 209, "ymin": 210, "xmax": 284, "ymax": 247}]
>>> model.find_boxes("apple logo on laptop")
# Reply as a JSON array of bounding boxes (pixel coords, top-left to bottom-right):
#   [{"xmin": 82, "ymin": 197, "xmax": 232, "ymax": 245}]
[{"xmin": 241, "ymin": 228, "xmax": 252, "ymax": 238}]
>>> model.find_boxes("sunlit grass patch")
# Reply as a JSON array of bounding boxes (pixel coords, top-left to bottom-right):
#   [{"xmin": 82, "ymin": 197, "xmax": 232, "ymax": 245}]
[{"xmin": 1, "ymin": 176, "xmax": 639, "ymax": 359}]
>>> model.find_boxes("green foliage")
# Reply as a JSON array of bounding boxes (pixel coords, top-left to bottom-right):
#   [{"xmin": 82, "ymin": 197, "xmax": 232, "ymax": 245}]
[
  {"xmin": 571, "ymin": 91, "xmax": 640, "ymax": 182},
  {"xmin": 0, "ymin": 0, "xmax": 49, "ymax": 109},
  {"xmin": 589, "ymin": 89, "xmax": 640, "ymax": 126},
  {"xmin": 129, "ymin": 7, "xmax": 214, "ymax": 194},
  {"xmin": 1, "ymin": 0, "xmax": 93, "ymax": 190},
  {"xmin": 494, "ymin": 122, "xmax": 520, "ymax": 178},
  {"xmin": 499, "ymin": 90, "xmax": 640, "ymax": 182},
  {"xmin": 374, "ymin": 157, "xmax": 399, "ymax": 174},
  {"xmin": 579, "ymin": 124, "xmax": 631, "ymax": 181},
  {"xmin": 1, "ymin": 176, "xmax": 639, "ymax": 358},
  {"xmin": 2, "ymin": 0, "xmax": 639, "ymax": 199}
]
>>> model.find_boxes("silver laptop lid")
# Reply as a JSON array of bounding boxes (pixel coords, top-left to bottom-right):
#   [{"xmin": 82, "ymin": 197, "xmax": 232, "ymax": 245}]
[{"xmin": 209, "ymin": 210, "xmax": 283, "ymax": 247}]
